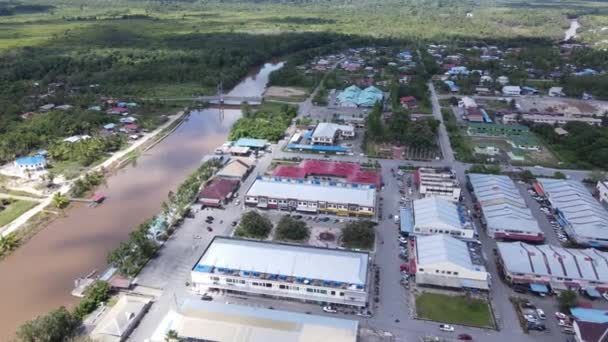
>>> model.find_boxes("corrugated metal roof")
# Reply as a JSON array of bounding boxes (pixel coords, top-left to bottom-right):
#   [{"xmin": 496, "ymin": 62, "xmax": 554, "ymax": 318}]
[
  {"xmin": 194, "ymin": 237, "xmax": 369, "ymax": 285},
  {"xmin": 415, "ymin": 235, "xmax": 474, "ymax": 270},
  {"xmin": 312, "ymin": 123, "xmax": 354, "ymax": 139},
  {"xmin": 246, "ymin": 179, "xmax": 376, "ymax": 207},
  {"xmin": 413, "ymin": 197, "xmax": 465, "ymax": 231},
  {"xmin": 151, "ymin": 300, "xmax": 359, "ymax": 342},
  {"xmin": 538, "ymin": 178, "xmax": 608, "ymax": 241}
]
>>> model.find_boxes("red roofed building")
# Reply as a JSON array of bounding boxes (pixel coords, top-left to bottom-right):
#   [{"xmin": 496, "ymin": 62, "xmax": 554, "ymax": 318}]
[
  {"xmin": 400, "ymin": 96, "xmax": 418, "ymax": 109},
  {"xmin": 272, "ymin": 160, "xmax": 381, "ymax": 187},
  {"xmin": 198, "ymin": 178, "xmax": 240, "ymax": 207},
  {"xmin": 107, "ymin": 107, "xmax": 128, "ymax": 115},
  {"xmin": 465, "ymin": 107, "xmax": 484, "ymax": 122}
]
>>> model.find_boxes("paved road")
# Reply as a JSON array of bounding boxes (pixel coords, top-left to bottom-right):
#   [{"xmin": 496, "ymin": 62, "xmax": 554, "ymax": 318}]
[{"xmin": 429, "ymin": 81, "xmax": 455, "ymax": 163}]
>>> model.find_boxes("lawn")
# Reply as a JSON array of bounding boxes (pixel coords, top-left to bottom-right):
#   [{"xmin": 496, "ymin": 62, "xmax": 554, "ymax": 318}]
[
  {"xmin": 0, "ymin": 200, "xmax": 37, "ymax": 227},
  {"xmin": 415, "ymin": 292, "xmax": 495, "ymax": 328}
]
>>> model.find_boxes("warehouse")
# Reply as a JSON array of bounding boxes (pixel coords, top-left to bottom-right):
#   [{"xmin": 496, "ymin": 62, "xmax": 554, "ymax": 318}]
[
  {"xmin": 468, "ymin": 174, "xmax": 544, "ymax": 242},
  {"xmin": 245, "ymin": 178, "xmax": 376, "ymax": 216},
  {"xmin": 191, "ymin": 237, "xmax": 369, "ymax": 307},
  {"xmin": 411, "ymin": 197, "xmax": 475, "ymax": 239},
  {"xmin": 150, "ymin": 301, "xmax": 359, "ymax": 342},
  {"xmin": 412, "ymin": 235, "xmax": 490, "ymax": 290},
  {"xmin": 414, "ymin": 167, "xmax": 461, "ymax": 202},
  {"xmin": 496, "ymin": 241, "xmax": 608, "ymax": 292},
  {"xmin": 537, "ymin": 178, "xmax": 608, "ymax": 247}
]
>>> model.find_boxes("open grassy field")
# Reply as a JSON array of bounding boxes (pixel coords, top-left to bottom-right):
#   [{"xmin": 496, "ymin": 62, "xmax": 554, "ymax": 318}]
[
  {"xmin": 415, "ymin": 292, "xmax": 495, "ymax": 328},
  {"xmin": 0, "ymin": 200, "xmax": 37, "ymax": 227}
]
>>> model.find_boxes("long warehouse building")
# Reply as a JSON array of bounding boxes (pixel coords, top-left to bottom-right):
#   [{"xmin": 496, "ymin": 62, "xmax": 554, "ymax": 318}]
[
  {"xmin": 245, "ymin": 178, "xmax": 376, "ymax": 217},
  {"xmin": 468, "ymin": 174, "xmax": 544, "ymax": 242},
  {"xmin": 191, "ymin": 237, "xmax": 370, "ymax": 307},
  {"xmin": 497, "ymin": 241, "xmax": 608, "ymax": 292},
  {"xmin": 403, "ymin": 197, "xmax": 475, "ymax": 239},
  {"xmin": 537, "ymin": 178, "xmax": 608, "ymax": 247}
]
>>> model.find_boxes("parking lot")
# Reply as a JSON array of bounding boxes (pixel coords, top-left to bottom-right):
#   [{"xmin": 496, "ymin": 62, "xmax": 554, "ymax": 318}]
[{"xmin": 515, "ymin": 182, "xmax": 563, "ymax": 245}]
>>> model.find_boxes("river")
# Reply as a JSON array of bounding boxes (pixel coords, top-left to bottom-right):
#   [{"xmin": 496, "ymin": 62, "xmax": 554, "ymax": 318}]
[
  {"xmin": 0, "ymin": 62, "xmax": 283, "ymax": 339},
  {"xmin": 565, "ymin": 18, "xmax": 580, "ymax": 41}
]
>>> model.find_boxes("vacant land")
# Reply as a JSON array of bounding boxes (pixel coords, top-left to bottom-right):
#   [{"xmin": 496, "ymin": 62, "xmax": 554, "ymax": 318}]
[
  {"xmin": 415, "ymin": 292, "xmax": 495, "ymax": 328},
  {"xmin": 0, "ymin": 200, "xmax": 37, "ymax": 227}
]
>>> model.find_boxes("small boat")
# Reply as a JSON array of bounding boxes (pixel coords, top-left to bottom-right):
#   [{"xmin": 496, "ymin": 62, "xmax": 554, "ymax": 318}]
[{"xmin": 90, "ymin": 192, "xmax": 106, "ymax": 205}]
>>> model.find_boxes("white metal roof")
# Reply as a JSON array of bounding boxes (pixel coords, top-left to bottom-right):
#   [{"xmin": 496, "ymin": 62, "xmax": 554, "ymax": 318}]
[
  {"xmin": 497, "ymin": 241, "xmax": 608, "ymax": 282},
  {"xmin": 312, "ymin": 122, "xmax": 354, "ymax": 139},
  {"xmin": 413, "ymin": 197, "xmax": 466, "ymax": 231},
  {"xmin": 538, "ymin": 178, "xmax": 608, "ymax": 240},
  {"xmin": 416, "ymin": 235, "xmax": 480, "ymax": 271},
  {"xmin": 151, "ymin": 300, "xmax": 359, "ymax": 342},
  {"xmin": 246, "ymin": 179, "xmax": 376, "ymax": 207},
  {"xmin": 195, "ymin": 237, "xmax": 369, "ymax": 285},
  {"xmin": 469, "ymin": 174, "xmax": 541, "ymax": 234}
]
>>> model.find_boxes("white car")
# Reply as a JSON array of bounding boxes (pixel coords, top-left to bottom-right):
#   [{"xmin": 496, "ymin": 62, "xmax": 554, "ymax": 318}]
[
  {"xmin": 439, "ymin": 324, "xmax": 455, "ymax": 332},
  {"xmin": 603, "ymin": 292, "xmax": 608, "ymax": 301},
  {"xmin": 536, "ymin": 308, "xmax": 546, "ymax": 319},
  {"xmin": 555, "ymin": 312, "xmax": 567, "ymax": 320},
  {"xmin": 322, "ymin": 306, "xmax": 337, "ymax": 313}
]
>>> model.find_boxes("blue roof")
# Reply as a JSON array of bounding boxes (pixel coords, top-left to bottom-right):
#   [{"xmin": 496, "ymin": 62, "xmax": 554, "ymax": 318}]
[
  {"xmin": 529, "ymin": 283, "xmax": 549, "ymax": 293},
  {"xmin": 15, "ymin": 155, "xmax": 46, "ymax": 166},
  {"xmin": 104, "ymin": 123, "xmax": 116, "ymax": 129},
  {"xmin": 235, "ymin": 138, "xmax": 268, "ymax": 148},
  {"xmin": 570, "ymin": 308, "xmax": 608, "ymax": 323},
  {"xmin": 286, "ymin": 144, "xmax": 348, "ymax": 152},
  {"xmin": 400, "ymin": 207, "xmax": 413, "ymax": 234}
]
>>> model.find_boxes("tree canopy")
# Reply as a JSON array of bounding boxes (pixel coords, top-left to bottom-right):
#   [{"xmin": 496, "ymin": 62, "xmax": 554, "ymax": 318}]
[
  {"xmin": 235, "ymin": 211, "xmax": 273, "ymax": 239},
  {"xmin": 341, "ymin": 220, "xmax": 375, "ymax": 250},
  {"xmin": 275, "ymin": 216, "xmax": 310, "ymax": 241}
]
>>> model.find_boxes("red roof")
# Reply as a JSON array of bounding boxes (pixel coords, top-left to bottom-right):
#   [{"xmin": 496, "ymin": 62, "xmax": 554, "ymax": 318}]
[
  {"xmin": 533, "ymin": 183, "xmax": 545, "ymax": 197},
  {"xmin": 272, "ymin": 160, "xmax": 381, "ymax": 186},
  {"xmin": 199, "ymin": 178, "xmax": 239, "ymax": 201},
  {"xmin": 108, "ymin": 107, "xmax": 128, "ymax": 113},
  {"xmin": 124, "ymin": 123, "xmax": 139, "ymax": 130},
  {"xmin": 400, "ymin": 96, "xmax": 417, "ymax": 104}
]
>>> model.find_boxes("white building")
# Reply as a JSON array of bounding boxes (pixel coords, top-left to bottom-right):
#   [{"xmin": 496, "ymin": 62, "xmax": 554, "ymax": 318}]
[
  {"xmin": 497, "ymin": 241, "xmax": 608, "ymax": 291},
  {"xmin": 548, "ymin": 87, "xmax": 565, "ymax": 97},
  {"xmin": 497, "ymin": 76, "xmax": 509, "ymax": 85},
  {"xmin": 311, "ymin": 123, "xmax": 355, "ymax": 145},
  {"xmin": 411, "ymin": 197, "xmax": 475, "ymax": 239},
  {"xmin": 150, "ymin": 301, "xmax": 359, "ymax": 342},
  {"xmin": 191, "ymin": 237, "xmax": 370, "ymax": 307},
  {"xmin": 502, "ymin": 113, "xmax": 602, "ymax": 126},
  {"xmin": 245, "ymin": 178, "xmax": 376, "ymax": 217},
  {"xmin": 458, "ymin": 97, "xmax": 477, "ymax": 108},
  {"xmin": 14, "ymin": 155, "xmax": 47, "ymax": 175},
  {"xmin": 468, "ymin": 174, "xmax": 544, "ymax": 242},
  {"xmin": 414, "ymin": 167, "xmax": 461, "ymax": 202},
  {"xmin": 413, "ymin": 235, "xmax": 490, "ymax": 290},
  {"xmin": 538, "ymin": 178, "xmax": 608, "ymax": 247},
  {"xmin": 502, "ymin": 86, "xmax": 521, "ymax": 96}
]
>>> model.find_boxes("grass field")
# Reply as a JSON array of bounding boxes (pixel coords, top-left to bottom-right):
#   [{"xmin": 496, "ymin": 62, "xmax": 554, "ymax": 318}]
[
  {"xmin": 415, "ymin": 292, "xmax": 495, "ymax": 328},
  {"xmin": 0, "ymin": 200, "xmax": 37, "ymax": 227}
]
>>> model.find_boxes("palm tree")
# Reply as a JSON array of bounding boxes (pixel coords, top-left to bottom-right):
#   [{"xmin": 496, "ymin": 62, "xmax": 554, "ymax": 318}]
[
  {"xmin": 165, "ymin": 329, "xmax": 179, "ymax": 342},
  {"xmin": 52, "ymin": 192, "xmax": 70, "ymax": 209}
]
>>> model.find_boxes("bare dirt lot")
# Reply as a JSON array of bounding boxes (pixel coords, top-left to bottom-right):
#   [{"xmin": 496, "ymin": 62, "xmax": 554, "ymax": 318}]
[
  {"xmin": 516, "ymin": 97, "xmax": 603, "ymax": 116},
  {"xmin": 264, "ymin": 86, "xmax": 308, "ymax": 98}
]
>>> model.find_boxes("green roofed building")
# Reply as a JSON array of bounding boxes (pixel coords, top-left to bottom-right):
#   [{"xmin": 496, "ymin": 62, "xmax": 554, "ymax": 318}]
[
  {"xmin": 467, "ymin": 123, "xmax": 529, "ymax": 137},
  {"xmin": 507, "ymin": 135, "xmax": 540, "ymax": 151},
  {"xmin": 337, "ymin": 85, "xmax": 384, "ymax": 108}
]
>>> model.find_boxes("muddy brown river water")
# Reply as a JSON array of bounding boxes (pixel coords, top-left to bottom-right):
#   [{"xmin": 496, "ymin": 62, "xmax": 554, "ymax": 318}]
[{"xmin": 0, "ymin": 62, "xmax": 283, "ymax": 339}]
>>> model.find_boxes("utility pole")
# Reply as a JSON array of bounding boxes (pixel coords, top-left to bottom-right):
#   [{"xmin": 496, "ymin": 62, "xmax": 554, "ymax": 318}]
[{"xmin": 217, "ymin": 80, "xmax": 225, "ymax": 120}]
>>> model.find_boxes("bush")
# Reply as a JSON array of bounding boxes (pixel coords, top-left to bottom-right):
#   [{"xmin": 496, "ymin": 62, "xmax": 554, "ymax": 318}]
[
  {"xmin": 275, "ymin": 216, "xmax": 310, "ymax": 241},
  {"xmin": 557, "ymin": 289, "xmax": 577, "ymax": 313},
  {"xmin": 342, "ymin": 220, "xmax": 375, "ymax": 250},
  {"xmin": 235, "ymin": 211, "xmax": 273, "ymax": 239},
  {"xmin": 17, "ymin": 306, "xmax": 81, "ymax": 342}
]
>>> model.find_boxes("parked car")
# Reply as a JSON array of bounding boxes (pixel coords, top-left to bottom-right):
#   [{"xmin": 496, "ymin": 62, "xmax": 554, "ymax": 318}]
[
  {"xmin": 231, "ymin": 221, "xmax": 238, "ymax": 227},
  {"xmin": 603, "ymin": 292, "xmax": 608, "ymax": 301},
  {"xmin": 207, "ymin": 227, "xmax": 213, "ymax": 232},
  {"xmin": 322, "ymin": 306, "xmax": 337, "ymax": 313},
  {"xmin": 439, "ymin": 324, "xmax": 455, "ymax": 332},
  {"xmin": 536, "ymin": 308, "xmax": 546, "ymax": 319},
  {"xmin": 457, "ymin": 333, "xmax": 472, "ymax": 340},
  {"xmin": 555, "ymin": 312, "xmax": 568, "ymax": 320},
  {"xmin": 522, "ymin": 301, "xmax": 535, "ymax": 309},
  {"xmin": 206, "ymin": 216, "xmax": 214, "ymax": 221},
  {"xmin": 201, "ymin": 294, "xmax": 213, "ymax": 301}
]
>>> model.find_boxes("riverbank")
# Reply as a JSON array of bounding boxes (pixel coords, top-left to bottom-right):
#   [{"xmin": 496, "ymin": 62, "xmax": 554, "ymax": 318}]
[{"xmin": 0, "ymin": 110, "xmax": 187, "ymax": 239}]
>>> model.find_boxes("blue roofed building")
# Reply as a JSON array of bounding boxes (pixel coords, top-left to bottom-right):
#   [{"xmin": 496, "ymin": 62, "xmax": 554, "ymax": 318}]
[
  {"xmin": 337, "ymin": 85, "xmax": 384, "ymax": 108},
  {"xmin": 14, "ymin": 155, "xmax": 47, "ymax": 175},
  {"xmin": 234, "ymin": 138, "xmax": 268, "ymax": 150},
  {"xmin": 400, "ymin": 207, "xmax": 414, "ymax": 236},
  {"xmin": 570, "ymin": 308, "xmax": 608, "ymax": 324}
]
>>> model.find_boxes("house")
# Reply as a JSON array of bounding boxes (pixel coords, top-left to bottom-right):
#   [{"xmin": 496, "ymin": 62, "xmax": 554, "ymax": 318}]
[
  {"xmin": 107, "ymin": 107, "xmax": 128, "ymax": 115},
  {"xmin": 198, "ymin": 178, "xmax": 240, "ymax": 208},
  {"xmin": 14, "ymin": 155, "xmax": 47, "ymax": 174},
  {"xmin": 39, "ymin": 104, "xmax": 55, "ymax": 112},
  {"xmin": 458, "ymin": 97, "xmax": 477, "ymax": 108},
  {"xmin": 502, "ymin": 86, "xmax": 521, "ymax": 96},
  {"xmin": 215, "ymin": 159, "xmax": 252, "ymax": 180},
  {"xmin": 342, "ymin": 62, "xmax": 361, "ymax": 72},
  {"xmin": 446, "ymin": 66, "xmax": 469, "ymax": 76},
  {"xmin": 412, "ymin": 235, "xmax": 489, "ymax": 290},
  {"xmin": 497, "ymin": 76, "xmax": 509, "ymax": 85},
  {"xmin": 119, "ymin": 116, "xmax": 137, "ymax": 124},
  {"xmin": 121, "ymin": 124, "xmax": 139, "ymax": 133},
  {"xmin": 103, "ymin": 123, "xmax": 117, "ymax": 131},
  {"xmin": 475, "ymin": 87, "xmax": 491, "ymax": 95},
  {"xmin": 549, "ymin": 87, "xmax": 565, "ymax": 97},
  {"xmin": 55, "ymin": 104, "xmax": 73, "ymax": 111},
  {"xmin": 191, "ymin": 237, "xmax": 369, "ymax": 307},
  {"xmin": 555, "ymin": 127, "xmax": 569, "ymax": 136},
  {"xmin": 465, "ymin": 107, "xmax": 485, "ymax": 122},
  {"xmin": 89, "ymin": 294, "xmax": 152, "ymax": 342},
  {"xmin": 573, "ymin": 320, "xmax": 608, "ymax": 342},
  {"xmin": 227, "ymin": 145, "xmax": 250, "ymax": 156},
  {"xmin": 63, "ymin": 135, "xmax": 91, "ymax": 143},
  {"xmin": 89, "ymin": 105, "xmax": 102, "ymax": 111},
  {"xmin": 400, "ymin": 96, "xmax": 418, "ymax": 109}
]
